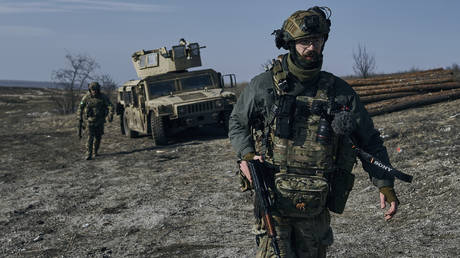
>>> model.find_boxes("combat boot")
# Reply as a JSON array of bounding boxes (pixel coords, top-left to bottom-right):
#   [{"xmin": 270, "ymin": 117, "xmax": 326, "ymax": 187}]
[{"xmin": 85, "ymin": 154, "xmax": 92, "ymax": 160}]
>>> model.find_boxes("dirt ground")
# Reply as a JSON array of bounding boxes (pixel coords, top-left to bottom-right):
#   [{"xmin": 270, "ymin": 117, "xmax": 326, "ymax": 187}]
[{"xmin": 0, "ymin": 86, "xmax": 459, "ymax": 257}]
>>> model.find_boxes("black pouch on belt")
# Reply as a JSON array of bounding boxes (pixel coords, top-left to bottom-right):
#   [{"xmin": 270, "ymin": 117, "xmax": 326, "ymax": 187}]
[{"xmin": 327, "ymin": 169, "xmax": 355, "ymax": 214}]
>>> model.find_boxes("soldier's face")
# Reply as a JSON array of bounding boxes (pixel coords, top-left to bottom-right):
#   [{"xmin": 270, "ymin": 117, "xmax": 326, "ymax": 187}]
[
  {"xmin": 295, "ymin": 36, "xmax": 324, "ymax": 62},
  {"xmin": 90, "ymin": 89, "xmax": 97, "ymax": 96}
]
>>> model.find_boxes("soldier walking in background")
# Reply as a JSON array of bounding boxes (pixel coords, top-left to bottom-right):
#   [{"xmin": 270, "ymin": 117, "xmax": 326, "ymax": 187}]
[
  {"xmin": 78, "ymin": 82, "xmax": 114, "ymax": 160},
  {"xmin": 229, "ymin": 6, "xmax": 401, "ymax": 257}
]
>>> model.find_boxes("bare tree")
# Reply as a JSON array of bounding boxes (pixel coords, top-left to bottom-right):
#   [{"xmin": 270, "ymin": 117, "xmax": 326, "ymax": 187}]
[
  {"xmin": 353, "ymin": 44, "xmax": 376, "ymax": 78},
  {"xmin": 96, "ymin": 73, "xmax": 118, "ymax": 102},
  {"xmin": 447, "ymin": 63, "xmax": 460, "ymax": 81},
  {"xmin": 51, "ymin": 52, "xmax": 100, "ymax": 114}
]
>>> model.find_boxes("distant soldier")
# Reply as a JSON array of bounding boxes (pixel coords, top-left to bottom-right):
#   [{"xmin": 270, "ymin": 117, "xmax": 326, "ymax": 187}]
[{"xmin": 78, "ymin": 82, "xmax": 114, "ymax": 160}]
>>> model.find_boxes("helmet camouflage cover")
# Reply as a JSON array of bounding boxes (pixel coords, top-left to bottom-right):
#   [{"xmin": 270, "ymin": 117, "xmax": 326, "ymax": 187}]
[
  {"xmin": 274, "ymin": 6, "xmax": 331, "ymax": 49},
  {"xmin": 88, "ymin": 82, "xmax": 101, "ymax": 91}
]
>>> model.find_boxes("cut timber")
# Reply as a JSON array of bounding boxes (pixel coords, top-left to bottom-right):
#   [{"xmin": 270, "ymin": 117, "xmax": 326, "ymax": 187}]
[
  {"xmin": 355, "ymin": 81, "xmax": 460, "ymax": 96},
  {"xmin": 360, "ymin": 92, "xmax": 418, "ymax": 104},
  {"xmin": 352, "ymin": 75, "xmax": 454, "ymax": 90},
  {"xmin": 346, "ymin": 68, "xmax": 449, "ymax": 86},
  {"xmin": 366, "ymin": 88, "xmax": 460, "ymax": 116}
]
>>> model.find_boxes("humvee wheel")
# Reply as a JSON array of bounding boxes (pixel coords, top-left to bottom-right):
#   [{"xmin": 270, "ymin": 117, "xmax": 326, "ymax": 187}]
[
  {"xmin": 123, "ymin": 112, "xmax": 138, "ymax": 138},
  {"xmin": 150, "ymin": 113, "xmax": 167, "ymax": 145},
  {"xmin": 222, "ymin": 111, "xmax": 231, "ymax": 134}
]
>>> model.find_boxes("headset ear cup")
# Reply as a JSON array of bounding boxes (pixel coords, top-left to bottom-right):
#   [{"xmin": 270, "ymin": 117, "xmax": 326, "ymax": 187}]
[
  {"xmin": 274, "ymin": 29, "xmax": 289, "ymax": 50},
  {"xmin": 282, "ymin": 31, "xmax": 290, "ymax": 50}
]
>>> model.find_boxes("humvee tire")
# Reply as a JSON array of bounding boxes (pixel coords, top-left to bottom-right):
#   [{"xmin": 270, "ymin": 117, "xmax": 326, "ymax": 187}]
[
  {"xmin": 123, "ymin": 112, "xmax": 138, "ymax": 138},
  {"xmin": 150, "ymin": 112, "xmax": 167, "ymax": 145},
  {"xmin": 222, "ymin": 111, "xmax": 231, "ymax": 134}
]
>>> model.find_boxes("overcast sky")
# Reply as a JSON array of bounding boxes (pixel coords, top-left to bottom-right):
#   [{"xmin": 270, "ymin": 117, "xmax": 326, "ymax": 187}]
[{"xmin": 1, "ymin": 0, "xmax": 459, "ymax": 84}]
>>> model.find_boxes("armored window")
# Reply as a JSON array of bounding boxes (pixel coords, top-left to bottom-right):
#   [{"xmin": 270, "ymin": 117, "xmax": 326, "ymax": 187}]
[
  {"xmin": 172, "ymin": 45, "xmax": 186, "ymax": 59},
  {"xmin": 147, "ymin": 53, "xmax": 158, "ymax": 66},
  {"xmin": 139, "ymin": 55, "xmax": 146, "ymax": 68},
  {"xmin": 124, "ymin": 92, "xmax": 132, "ymax": 105},
  {"xmin": 189, "ymin": 43, "xmax": 200, "ymax": 56},
  {"xmin": 148, "ymin": 80, "xmax": 176, "ymax": 98},
  {"xmin": 131, "ymin": 89, "xmax": 138, "ymax": 107},
  {"xmin": 180, "ymin": 75, "xmax": 213, "ymax": 91}
]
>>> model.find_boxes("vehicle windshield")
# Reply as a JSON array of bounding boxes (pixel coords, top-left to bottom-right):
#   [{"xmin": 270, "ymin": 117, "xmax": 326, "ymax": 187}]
[
  {"xmin": 179, "ymin": 75, "xmax": 214, "ymax": 91},
  {"xmin": 148, "ymin": 80, "xmax": 176, "ymax": 98}
]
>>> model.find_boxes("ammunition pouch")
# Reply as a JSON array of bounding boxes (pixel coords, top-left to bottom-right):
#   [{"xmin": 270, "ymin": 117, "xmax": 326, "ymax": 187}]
[
  {"xmin": 274, "ymin": 173, "xmax": 328, "ymax": 218},
  {"xmin": 274, "ymin": 95, "xmax": 296, "ymax": 139},
  {"xmin": 327, "ymin": 169, "xmax": 355, "ymax": 214}
]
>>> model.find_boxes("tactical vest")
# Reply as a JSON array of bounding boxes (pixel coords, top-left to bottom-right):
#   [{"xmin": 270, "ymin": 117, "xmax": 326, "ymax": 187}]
[
  {"xmin": 84, "ymin": 95, "xmax": 107, "ymax": 124},
  {"xmin": 266, "ymin": 59, "xmax": 356, "ymax": 216},
  {"xmin": 267, "ymin": 60, "xmax": 338, "ymax": 174}
]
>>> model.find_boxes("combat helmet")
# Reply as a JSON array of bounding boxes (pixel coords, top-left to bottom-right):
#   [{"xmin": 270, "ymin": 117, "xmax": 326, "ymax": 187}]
[
  {"xmin": 273, "ymin": 6, "xmax": 331, "ymax": 50},
  {"xmin": 88, "ymin": 82, "xmax": 101, "ymax": 91}
]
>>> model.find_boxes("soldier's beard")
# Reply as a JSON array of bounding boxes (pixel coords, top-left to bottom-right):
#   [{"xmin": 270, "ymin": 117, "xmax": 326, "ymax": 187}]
[
  {"xmin": 291, "ymin": 48, "xmax": 323, "ymax": 70},
  {"xmin": 90, "ymin": 90, "xmax": 100, "ymax": 97},
  {"xmin": 299, "ymin": 51, "xmax": 322, "ymax": 69}
]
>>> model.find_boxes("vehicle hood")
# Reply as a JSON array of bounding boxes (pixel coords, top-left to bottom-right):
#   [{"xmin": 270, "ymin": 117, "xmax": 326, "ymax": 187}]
[{"xmin": 147, "ymin": 89, "xmax": 234, "ymax": 107}]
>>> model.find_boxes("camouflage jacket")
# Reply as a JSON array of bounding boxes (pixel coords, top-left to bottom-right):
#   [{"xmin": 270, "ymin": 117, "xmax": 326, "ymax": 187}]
[
  {"xmin": 78, "ymin": 92, "xmax": 114, "ymax": 126},
  {"xmin": 228, "ymin": 70, "xmax": 394, "ymax": 188}
]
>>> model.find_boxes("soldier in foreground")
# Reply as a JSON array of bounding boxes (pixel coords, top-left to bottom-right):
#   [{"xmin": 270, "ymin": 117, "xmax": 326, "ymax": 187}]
[
  {"xmin": 229, "ymin": 6, "xmax": 401, "ymax": 257},
  {"xmin": 78, "ymin": 82, "xmax": 114, "ymax": 160}
]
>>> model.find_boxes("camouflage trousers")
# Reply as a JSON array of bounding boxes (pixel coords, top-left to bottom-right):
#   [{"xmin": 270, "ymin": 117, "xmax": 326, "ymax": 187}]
[
  {"xmin": 86, "ymin": 124, "xmax": 104, "ymax": 157},
  {"xmin": 254, "ymin": 210, "xmax": 333, "ymax": 258}
]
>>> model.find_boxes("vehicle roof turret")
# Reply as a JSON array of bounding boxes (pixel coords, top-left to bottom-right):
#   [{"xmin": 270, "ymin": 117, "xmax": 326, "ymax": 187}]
[{"xmin": 131, "ymin": 39, "xmax": 205, "ymax": 79}]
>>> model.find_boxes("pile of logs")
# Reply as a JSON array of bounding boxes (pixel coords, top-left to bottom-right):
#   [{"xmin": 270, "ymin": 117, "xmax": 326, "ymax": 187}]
[{"xmin": 346, "ymin": 68, "xmax": 460, "ymax": 116}]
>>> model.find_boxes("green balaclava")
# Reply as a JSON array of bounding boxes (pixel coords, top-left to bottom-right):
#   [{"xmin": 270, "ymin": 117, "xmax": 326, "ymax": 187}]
[{"xmin": 287, "ymin": 50, "xmax": 323, "ymax": 82}]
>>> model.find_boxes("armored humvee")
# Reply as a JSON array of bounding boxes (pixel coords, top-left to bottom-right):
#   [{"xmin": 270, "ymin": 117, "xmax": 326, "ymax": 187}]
[{"xmin": 115, "ymin": 39, "xmax": 237, "ymax": 145}]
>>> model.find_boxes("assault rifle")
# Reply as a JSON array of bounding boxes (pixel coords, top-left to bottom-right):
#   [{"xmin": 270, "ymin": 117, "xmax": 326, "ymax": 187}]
[
  {"xmin": 78, "ymin": 119, "xmax": 84, "ymax": 139},
  {"xmin": 247, "ymin": 160, "xmax": 281, "ymax": 258}
]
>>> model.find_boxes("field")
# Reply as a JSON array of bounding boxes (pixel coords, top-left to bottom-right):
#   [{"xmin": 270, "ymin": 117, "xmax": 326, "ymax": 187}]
[{"xmin": 0, "ymin": 86, "xmax": 459, "ymax": 257}]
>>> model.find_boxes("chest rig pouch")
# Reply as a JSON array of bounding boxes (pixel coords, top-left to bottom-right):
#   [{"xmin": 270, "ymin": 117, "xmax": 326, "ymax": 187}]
[
  {"xmin": 266, "ymin": 60, "xmax": 337, "ymax": 218},
  {"xmin": 85, "ymin": 96, "xmax": 107, "ymax": 125}
]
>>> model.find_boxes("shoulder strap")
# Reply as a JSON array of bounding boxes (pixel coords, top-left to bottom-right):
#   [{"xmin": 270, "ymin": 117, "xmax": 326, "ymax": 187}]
[
  {"xmin": 314, "ymin": 71, "xmax": 336, "ymax": 114},
  {"xmin": 272, "ymin": 58, "xmax": 289, "ymax": 95}
]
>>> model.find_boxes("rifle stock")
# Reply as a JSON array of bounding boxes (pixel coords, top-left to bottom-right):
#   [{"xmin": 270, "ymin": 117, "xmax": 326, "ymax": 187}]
[{"xmin": 247, "ymin": 160, "xmax": 281, "ymax": 258}]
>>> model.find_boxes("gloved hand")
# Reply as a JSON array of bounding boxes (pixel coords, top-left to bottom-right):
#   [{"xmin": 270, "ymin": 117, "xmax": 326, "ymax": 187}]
[{"xmin": 379, "ymin": 186, "xmax": 399, "ymax": 221}]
